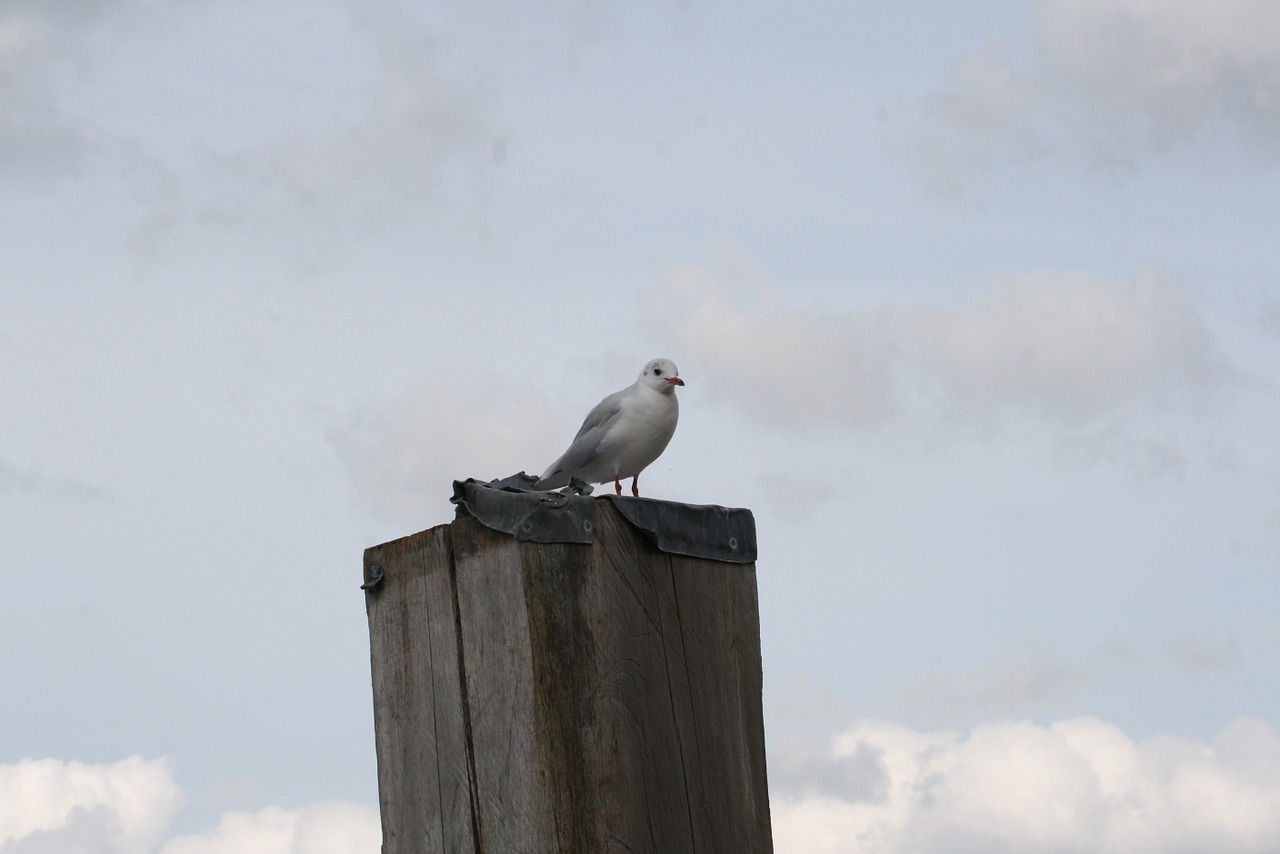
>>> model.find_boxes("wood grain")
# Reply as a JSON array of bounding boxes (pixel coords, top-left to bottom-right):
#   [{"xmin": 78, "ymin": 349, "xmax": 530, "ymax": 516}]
[{"xmin": 365, "ymin": 502, "xmax": 773, "ymax": 853}]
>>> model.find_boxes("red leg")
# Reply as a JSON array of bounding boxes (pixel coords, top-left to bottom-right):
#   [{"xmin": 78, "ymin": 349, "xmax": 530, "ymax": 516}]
[
  {"xmin": 631, "ymin": 475, "xmax": 640, "ymax": 497},
  {"xmin": 614, "ymin": 476, "xmax": 622, "ymax": 495}
]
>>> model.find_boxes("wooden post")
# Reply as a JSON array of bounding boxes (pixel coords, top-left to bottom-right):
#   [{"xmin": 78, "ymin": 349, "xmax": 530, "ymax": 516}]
[{"xmin": 363, "ymin": 496, "xmax": 773, "ymax": 853}]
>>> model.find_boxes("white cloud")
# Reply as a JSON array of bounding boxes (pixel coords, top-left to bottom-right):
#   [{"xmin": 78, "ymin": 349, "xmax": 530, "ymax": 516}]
[
  {"xmin": 915, "ymin": 0, "xmax": 1280, "ymax": 185},
  {"xmin": 334, "ymin": 370, "xmax": 565, "ymax": 525},
  {"xmin": 9, "ymin": 721, "xmax": 1279, "ymax": 854},
  {"xmin": 0, "ymin": 756, "xmax": 181, "ymax": 854},
  {"xmin": 0, "ymin": 757, "xmax": 378, "ymax": 854},
  {"xmin": 659, "ymin": 260, "xmax": 897, "ymax": 428},
  {"xmin": 891, "ymin": 271, "xmax": 1218, "ymax": 412},
  {"xmin": 771, "ymin": 716, "xmax": 1280, "ymax": 854},
  {"xmin": 660, "ymin": 261, "xmax": 1222, "ymax": 428},
  {"xmin": 159, "ymin": 802, "xmax": 380, "ymax": 854}
]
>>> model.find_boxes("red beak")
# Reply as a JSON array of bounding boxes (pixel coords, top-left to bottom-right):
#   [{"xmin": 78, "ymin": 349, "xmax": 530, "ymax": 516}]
[{"xmin": 667, "ymin": 377, "xmax": 685, "ymax": 386}]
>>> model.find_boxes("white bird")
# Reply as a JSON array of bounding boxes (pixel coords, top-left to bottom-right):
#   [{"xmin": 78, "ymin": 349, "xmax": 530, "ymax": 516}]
[{"xmin": 536, "ymin": 358, "xmax": 684, "ymax": 497}]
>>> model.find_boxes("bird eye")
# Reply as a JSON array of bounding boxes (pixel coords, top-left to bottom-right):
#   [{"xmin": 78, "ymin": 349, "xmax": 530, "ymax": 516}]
[{"xmin": 653, "ymin": 367, "xmax": 661, "ymax": 375}]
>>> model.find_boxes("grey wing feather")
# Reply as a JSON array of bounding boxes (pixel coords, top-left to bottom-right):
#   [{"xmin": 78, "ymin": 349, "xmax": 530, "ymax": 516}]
[{"xmin": 539, "ymin": 389, "xmax": 626, "ymax": 480}]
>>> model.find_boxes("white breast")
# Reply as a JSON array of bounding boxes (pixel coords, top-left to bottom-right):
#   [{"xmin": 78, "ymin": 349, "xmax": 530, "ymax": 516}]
[{"xmin": 585, "ymin": 389, "xmax": 679, "ymax": 482}]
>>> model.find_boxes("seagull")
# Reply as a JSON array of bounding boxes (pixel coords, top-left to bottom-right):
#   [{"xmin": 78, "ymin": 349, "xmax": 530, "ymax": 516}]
[{"xmin": 536, "ymin": 358, "xmax": 684, "ymax": 497}]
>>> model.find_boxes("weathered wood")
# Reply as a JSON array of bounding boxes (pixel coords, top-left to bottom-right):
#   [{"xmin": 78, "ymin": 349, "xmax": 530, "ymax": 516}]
[
  {"xmin": 364, "ymin": 500, "xmax": 773, "ymax": 854},
  {"xmin": 365, "ymin": 526, "xmax": 478, "ymax": 852}
]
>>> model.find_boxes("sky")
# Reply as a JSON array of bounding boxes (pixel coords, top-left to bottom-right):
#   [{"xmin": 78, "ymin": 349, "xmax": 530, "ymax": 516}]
[{"xmin": 3, "ymin": 0, "xmax": 1280, "ymax": 851}]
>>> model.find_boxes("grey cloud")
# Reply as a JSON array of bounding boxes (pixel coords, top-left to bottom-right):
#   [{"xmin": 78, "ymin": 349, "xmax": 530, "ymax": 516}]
[
  {"xmin": 5, "ymin": 0, "xmax": 634, "ymax": 261},
  {"xmin": 893, "ymin": 272, "xmax": 1221, "ymax": 412},
  {"xmin": 656, "ymin": 261, "xmax": 898, "ymax": 429},
  {"xmin": 1259, "ymin": 299, "xmax": 1280, "ymax": 338},
  {"xmin": 765, "ymin": 672, "xmax": 853, "ymax": 728},
  {"xmin": 901, "ymin": 642, "xmax": 1085, "ymax": 725},
  {"xmin": 913, "ymin": 0, "xmax": 1280, "ymax": 188},
  {"xmin": 332, "ymin": 370, "xmax": 563, "ymax": 527},
  {"xmin": 0, "ymin": 458, "xmax": 111, "ymax": 503},
  {"xmin": 755, "ymin": 468, "xmax": 847, "ymax": 522},
  {"xmin": 1102, "ymin": 627, "xmax": 1247, "ymax": 668},
  {"xmin": 1, "ymin": 0, "xmax": 495, "ymax": 259},
  {"xmin": 275, "ymin": 1, "xmax": 492, "ymax": 211},
  {"xmin": 118, "ymin": 1, "xmax": 509, "ymax": 266},
  {"xmin": 3, "ymin": 805, "xmax": 126, "ymax": 854},
  {"xmin": 0, "ymin": 0, "xmax": 140, "ymax": 178},
  {"xmin": 769, "ymin": 736, "xmax": 888, "ymax": 802},
  {"xmin": 1165, "ymin": 629, "xmax": 1244, "ymax": 675},
  {"xmin": 0, "ymin": 13, "xmax": 87, "ymax": 176},
  {"xmin": 659, "ymin": 261, "xmax": 1227, "ymax": 431},
  {"xmin": 0, "ymin": 0, "xmax": 117, "ymax": 21},
  {"xmin": 1098, "ymin": 628, "xmax": 1252, "ymax": 685},
  {"xmin": 1035, "ymin": 0, "xmax": 1280, "ymax": 152}
]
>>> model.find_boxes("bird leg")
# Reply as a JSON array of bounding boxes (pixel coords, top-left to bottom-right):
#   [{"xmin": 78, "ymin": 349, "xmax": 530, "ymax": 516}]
[
  {"xmin": 631, "ymin": 475, "xmax": 640, "ymax": 497},
  {"xmin": 614, "ymin": 476, "xmax": 623, "ymax": 496}
]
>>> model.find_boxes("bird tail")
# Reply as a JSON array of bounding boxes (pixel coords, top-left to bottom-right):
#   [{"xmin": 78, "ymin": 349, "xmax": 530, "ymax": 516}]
[
  {"xmin": 533, "ymin": 469, "xmax": 568, "ymax": 490},
  {"xmin": 532, "ymin": 472, "xmax": 595, "ymax": 495}
]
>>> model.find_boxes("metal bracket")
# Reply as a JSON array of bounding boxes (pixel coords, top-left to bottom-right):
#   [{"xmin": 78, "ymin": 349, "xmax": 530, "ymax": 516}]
[{"xmin": 362, "ymin": 563, "xmax": 385, "ymax": 591}]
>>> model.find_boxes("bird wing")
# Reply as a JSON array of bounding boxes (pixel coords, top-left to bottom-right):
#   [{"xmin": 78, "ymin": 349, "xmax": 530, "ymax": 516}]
[{"xmin": 539, "ymin": 387, "xmax": 628, "ymax": 481}]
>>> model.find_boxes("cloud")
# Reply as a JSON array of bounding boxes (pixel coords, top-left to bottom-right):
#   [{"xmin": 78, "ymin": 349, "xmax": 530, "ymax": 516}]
[
  {"xmin": 257, "ymin": 0, "xmax": 492, "ymax": 221},
  {"xmin": 8, "ymin": 721, "xmax": 1279, "ymax": 854},
  {"xmin": 769, "ymin": 736, "xmax": 888, "ymax": 804},
  {"xmin": 0, "ymin": 756, "xmax": 379, "ymax": 854},
  {"xmin": 1164, "ymin": 628, "xmax": 1244, "ymax": 675},
  {"xmin": 914, "ymin": 0, "xmax": 1280, "ymax": 187},
  {"xmin": 766, "ymin": 671, "xmax": 854, "ymax": 728},
  {"xmin": 1, "ymin": 0, "xmax": 499, "ymax": 264},
  {"xmin": 894, "ymin": 271, "xmax": 1219, "ymax": 412},
  {"xmin": 0, "ymin": 458, "xmax": 110, "ymax": 503},
  {"xmin": 1035, "ymin": 0, "xmax": 1280, "ymax": 148},
  {"xmin": 0, "ymin": 7, "xmax": 91, "ymax": 176},
  {"xmin": 771, "ymin": 716, "xmax": 1280, "ymax": 854},
  {"xmin": 658, "ymin": 259, "xmax": 898, "ymax": 428},
  {"xmin": 117, "ymin": 3, "xmax": 501, "ymax": 269},
  {"xmin": 0, "ymin": 756, "xmax": 182, "ymax": 854},
  {"xmin": 659, "ymin": 260, "xmax": 1222, "ymax": 429},
  {"xmin": 333, "ymin": 369, "xmax": 565, "ymax": 526},
  {"xmin": 159, "ymin": 802, "xmax": 379, "ymax": 854},
  {"xmin": 0, "ymin": 0, "xmax": 148, "ymax": 179},
  {"xmin": 1102, "ymin": 628, "xmax": 1247, "ymax": 678},
  {"xmin": 901, "ymin": 642, "xmax": 1085, "ymax": 725}
]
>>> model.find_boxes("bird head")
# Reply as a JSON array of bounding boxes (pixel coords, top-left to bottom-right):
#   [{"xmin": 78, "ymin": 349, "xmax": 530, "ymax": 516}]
[{"xmin": 639, "ymin": 358, "xmax": 684, "ymax": 393}]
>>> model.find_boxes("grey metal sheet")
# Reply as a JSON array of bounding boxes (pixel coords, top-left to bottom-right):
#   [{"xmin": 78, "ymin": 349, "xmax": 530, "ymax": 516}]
[{"xmin": 450, "ymin": 476, "xmax": 756, "ymax": 563}]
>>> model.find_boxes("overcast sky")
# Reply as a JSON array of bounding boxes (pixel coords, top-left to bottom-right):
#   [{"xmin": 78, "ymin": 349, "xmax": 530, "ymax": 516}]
[{"xmin": 4, "ymin": 1, "xmax": 1280, "ymax": 852}]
